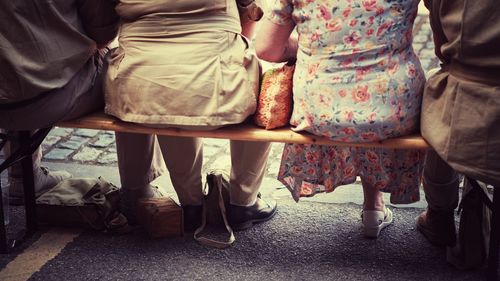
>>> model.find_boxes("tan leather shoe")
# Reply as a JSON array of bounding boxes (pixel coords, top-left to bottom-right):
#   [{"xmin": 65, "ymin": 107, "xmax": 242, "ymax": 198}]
[
  {"xmin": 120, "ymin": 185, "xmax": 164, "ymax": 225},
  {"xmin": 416, "ymin": 208, "xmax": 457, "ymax": 247}
]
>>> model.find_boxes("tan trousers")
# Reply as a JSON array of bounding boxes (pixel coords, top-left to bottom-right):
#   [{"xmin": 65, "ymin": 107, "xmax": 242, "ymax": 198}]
[
  {"xmin": 3, "ymin": 144, "xmax": 43, "ymax": 178},
  {"xmin": 0, "ymin": 51, "xmax": 106, "ymax": 131},
  {"xmin": 115, "ymin": 132, "xmax": 271, "ymax": 206},
  {"xmin": 423, "ymin": 150, "xmax": 460, "ymax": 211},
  {"xmin": 2, "ymin": 51, "xmax": 107, "ymax": 180}
]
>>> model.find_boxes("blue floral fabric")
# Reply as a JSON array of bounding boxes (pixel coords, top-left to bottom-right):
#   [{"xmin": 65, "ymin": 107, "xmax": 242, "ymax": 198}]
[{"xmin": 271, "ymin": 0, "xmax": 426, "ymax": 204}]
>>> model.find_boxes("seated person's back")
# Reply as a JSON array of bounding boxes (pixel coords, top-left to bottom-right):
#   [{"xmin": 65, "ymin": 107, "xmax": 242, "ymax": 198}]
[{"xmin": 105, "ymin": 0, "xmax": 260, "ymax": 127}]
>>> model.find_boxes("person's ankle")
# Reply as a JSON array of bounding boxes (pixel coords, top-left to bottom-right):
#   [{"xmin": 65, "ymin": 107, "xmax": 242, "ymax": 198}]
[
  {"xmin": 122, "ymin": 184, "xmax": 162, "ymax": 198},
  {"xmin": 363, "ymin": 201, "xmax": 385, "ymax": 212},
  {"xmin": 229, "ymin": 198, "xmax": 257, "ymax": 207}
]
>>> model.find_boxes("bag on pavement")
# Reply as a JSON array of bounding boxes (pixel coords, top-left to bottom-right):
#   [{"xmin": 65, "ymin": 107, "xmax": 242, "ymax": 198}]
[
  {"xmin": 447, "ymin": 177, "xmax": 492, "ymax": 269},
  {"xmin": 193, "ymin": 170, "xmax": 235, "ymax": 248},
  {"xmin": 36, "ymin": 177, "xmax": 130, "ymax": 234}
]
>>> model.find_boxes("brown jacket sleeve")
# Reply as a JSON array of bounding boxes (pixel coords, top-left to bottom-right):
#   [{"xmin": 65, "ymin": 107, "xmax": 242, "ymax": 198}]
[
  {"xmin": 427, "ymin": 0, "xmax": 448, "ymax": 62},
  {"xmin": 77, "ymin": 0, "xmax": 120, "ymax": 46}
]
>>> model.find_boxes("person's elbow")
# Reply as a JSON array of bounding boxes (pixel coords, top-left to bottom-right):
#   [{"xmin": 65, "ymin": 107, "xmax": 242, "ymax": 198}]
[
  {"xmin": 255, "ymin": 42, "xmax": 284, "ymax": 63},
  {"xmin": 96, "ymin": 41, "xmax": 112, "ymax": 50}
]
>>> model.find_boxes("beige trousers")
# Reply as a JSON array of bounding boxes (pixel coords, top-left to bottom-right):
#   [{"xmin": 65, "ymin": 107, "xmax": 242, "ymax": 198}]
[
  {"xmin": 423, "ymin": 150, "xmax": 460, "ymax": 211},
  {"xmin": 3, "ymin": 144, "xmax": 43, "ymax": 178},
  {"xmin": 115, "ymin": 132, "xmax": 271, "ymax": 206},
  {"xmin": 0, "ymin": 51, "xmax": 106, "ymax": 131},
  {"xmin": 2, "ymin": 51, "xmax": 107, "ymax": 181}
]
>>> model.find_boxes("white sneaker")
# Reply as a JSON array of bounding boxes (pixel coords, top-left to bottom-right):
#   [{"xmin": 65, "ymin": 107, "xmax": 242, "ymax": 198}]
[
  {"xmin": 362, "ymin": 207, "xmax": 393, "ymax": 238},
  {"xmin": 8, "ymin": 166, "xmax": 72, "ymax": 205}
]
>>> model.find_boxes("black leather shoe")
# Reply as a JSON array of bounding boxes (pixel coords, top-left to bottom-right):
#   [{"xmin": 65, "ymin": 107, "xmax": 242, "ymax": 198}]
[
  {"xmin": 227, "ymin": 194, "xmax": 277, "ymax": 231},
  {"xmin": 183, "ymin": 205, "xmax": 203, "ymax": 232}
]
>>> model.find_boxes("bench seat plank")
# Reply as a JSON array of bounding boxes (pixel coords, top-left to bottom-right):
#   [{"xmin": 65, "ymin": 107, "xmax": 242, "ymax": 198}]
[{"xmin": 57, "ymin": 112, "xmax": 430, "ymax": 149}]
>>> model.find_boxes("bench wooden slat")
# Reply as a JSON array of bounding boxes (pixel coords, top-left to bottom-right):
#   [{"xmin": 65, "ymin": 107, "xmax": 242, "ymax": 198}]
[{"xmin": 57, "ymin": 112, "xmax": 430, "ymax": 149}]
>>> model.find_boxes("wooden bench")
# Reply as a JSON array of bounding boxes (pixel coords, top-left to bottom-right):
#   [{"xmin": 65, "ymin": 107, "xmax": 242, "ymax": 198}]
[
  {"xmin": 1, "ymin": 112, "xmax": 498, "ymax": 280},
  {"xmin": 57, "ymin": 112, "xmax": 430, "ymax": 149}
]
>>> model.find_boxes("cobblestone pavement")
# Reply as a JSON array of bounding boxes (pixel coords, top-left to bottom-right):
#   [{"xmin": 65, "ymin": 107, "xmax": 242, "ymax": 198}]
[{"xmin": 40, "ymin": 14, "xmax": 438, "ymax": 186}]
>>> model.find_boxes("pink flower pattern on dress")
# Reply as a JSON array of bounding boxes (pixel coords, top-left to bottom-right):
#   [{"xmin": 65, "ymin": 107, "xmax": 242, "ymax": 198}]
[{"xmin": 269, "ymin": 0, "xmax": 425, "ymax": 204}]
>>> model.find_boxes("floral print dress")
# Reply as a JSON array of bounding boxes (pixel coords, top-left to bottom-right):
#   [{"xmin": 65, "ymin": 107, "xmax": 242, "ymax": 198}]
[{"xmin": 271, "ymin": 0, "xmax": 426, "ymax": 204}]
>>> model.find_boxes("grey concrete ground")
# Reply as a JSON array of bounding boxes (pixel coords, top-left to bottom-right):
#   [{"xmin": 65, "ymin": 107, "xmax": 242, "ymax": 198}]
[
  {"xmin": 0, "ymin": 12, "xmax": 494, "ymax": 281},
  {"xmin": 25, "ymin": 202, "xmax": 484, "ymax": 281}
]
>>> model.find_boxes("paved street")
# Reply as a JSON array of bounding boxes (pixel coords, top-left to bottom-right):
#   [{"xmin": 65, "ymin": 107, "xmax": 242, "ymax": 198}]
[{"xmin": 1, "ymin": 11, "xmax": 492, "ymax": 281}]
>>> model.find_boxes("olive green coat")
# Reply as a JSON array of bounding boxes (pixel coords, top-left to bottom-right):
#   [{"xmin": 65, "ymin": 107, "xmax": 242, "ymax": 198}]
[{"xmin": 421, "ymin": 0, "xmax": 500, "ymax": 185}]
